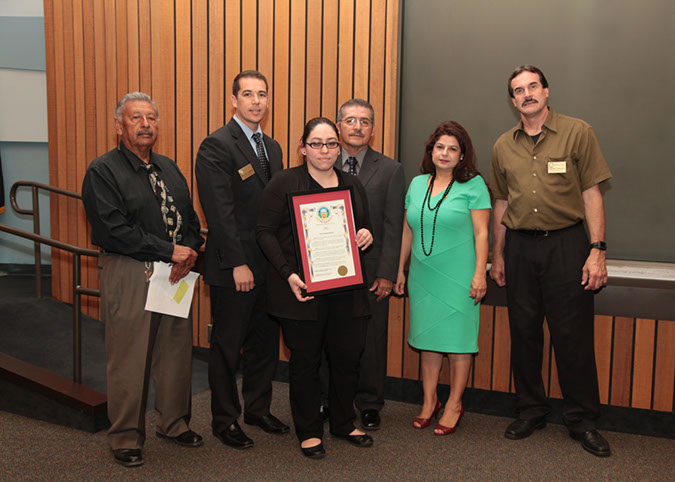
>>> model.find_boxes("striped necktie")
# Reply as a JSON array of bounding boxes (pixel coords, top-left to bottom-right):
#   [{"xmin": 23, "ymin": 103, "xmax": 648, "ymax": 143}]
[{"xmin": 252, "ymin": 132, "xmax": 271, "ymax": 181}]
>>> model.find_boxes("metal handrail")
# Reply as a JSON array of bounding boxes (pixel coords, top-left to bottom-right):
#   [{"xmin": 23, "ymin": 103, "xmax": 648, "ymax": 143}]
[
  {"xmin": 0, "ymin": 223, "xmax": 99, "ymax": 384},
  {"xmin": 10, "ymin": 181, "xmax": 83, "ymax": 299},
  {"xmin": 4, "ymin": 180, "xmax": 208, "ymax": 384}
]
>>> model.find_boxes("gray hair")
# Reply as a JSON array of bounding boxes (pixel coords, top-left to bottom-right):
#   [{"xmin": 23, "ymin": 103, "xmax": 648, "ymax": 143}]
[
  {"xmin": 336, "ymin": 98, "xmax": 374, "ymax": 123},
  {"xmin": 115, "ymin": 92, "xmax": 159, "ymax": 120}
]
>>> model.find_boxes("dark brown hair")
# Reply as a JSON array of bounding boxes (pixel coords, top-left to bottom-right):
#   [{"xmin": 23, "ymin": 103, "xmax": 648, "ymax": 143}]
[
  {"xmin": 507, "ymin": 65, "xmax": 549, "ymax": 98},
  {"xmin": 232, "ymin": 70, "xmax": 269, "ymax": 96},
  {"xmin": 420, "ymin": 121, "xmax": 479, "ymax": 183},
  {"xmin": 298, "ymin": 117, "xmax": 340, "ymax": 164}
]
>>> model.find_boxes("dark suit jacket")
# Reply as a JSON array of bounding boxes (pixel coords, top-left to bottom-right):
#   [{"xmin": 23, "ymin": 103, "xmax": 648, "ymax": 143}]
[
  {"xmin": 195, "ymin": 118, "xmax": 283, "ymax": 287},
  {"xmin": 256, "ymin": 164, "xmax": 372, "ymax": 321},
  {"xmin": 336, "ymin": 147, "xmax": 405, "ymax": 283}
]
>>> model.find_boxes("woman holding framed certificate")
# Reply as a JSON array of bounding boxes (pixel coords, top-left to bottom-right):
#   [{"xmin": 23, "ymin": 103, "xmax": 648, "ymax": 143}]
[
  {"xmin": 256, "ymin": 117, "xmax": 374, "ymax": 459},
  {"xmin": 394, "ymin": 121, "xmax": 491, "ymax": 436}
]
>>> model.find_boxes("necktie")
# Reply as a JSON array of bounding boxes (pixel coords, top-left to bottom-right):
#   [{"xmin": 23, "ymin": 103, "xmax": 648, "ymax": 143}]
[
  {"xmin": 144, "ymin": 163, "xmax": 183, "ymax": 243},
  {"xmin": 252, "ymin": 132, "xmax": 271, "ymax": 181},
  {"xmin": 347, "ymin": 156, "xmax": 358, "ymax": 176}
]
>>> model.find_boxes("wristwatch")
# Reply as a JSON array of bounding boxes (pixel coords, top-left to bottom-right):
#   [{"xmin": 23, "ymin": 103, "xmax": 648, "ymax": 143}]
[{"xmin": 590, "ymin": 241, "xmax": 607, "ymax": 251}]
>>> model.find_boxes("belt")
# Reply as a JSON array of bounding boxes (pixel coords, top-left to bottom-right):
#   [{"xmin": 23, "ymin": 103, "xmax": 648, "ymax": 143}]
[{"xmin": 514, "ymin": 222, "xmax": 582, "ymax": 237}]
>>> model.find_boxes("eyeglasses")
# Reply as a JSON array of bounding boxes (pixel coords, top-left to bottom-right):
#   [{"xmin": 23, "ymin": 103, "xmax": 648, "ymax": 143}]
[
  {"xmin": 306, "ymin": 141, "xmax": 340, "ymax": 150},
  {"xmin": 340, "ymin": 117, "xmax": 373, "ymax": 127}
]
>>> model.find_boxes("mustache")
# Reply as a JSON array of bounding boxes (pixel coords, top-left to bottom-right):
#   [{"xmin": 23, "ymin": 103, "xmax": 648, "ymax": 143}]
[
  {"xmin": 137, "ymin": 129, "xmax": 154, "ymax": 136},
  {"xmin": 522, "ymin": 98, "xmax": 537, "ymax": 107}
]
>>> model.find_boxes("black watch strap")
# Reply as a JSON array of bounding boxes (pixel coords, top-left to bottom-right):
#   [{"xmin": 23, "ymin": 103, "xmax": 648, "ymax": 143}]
[{"xmin": 590, "ymin": 241, "xmax": 607, "ymax": 251}]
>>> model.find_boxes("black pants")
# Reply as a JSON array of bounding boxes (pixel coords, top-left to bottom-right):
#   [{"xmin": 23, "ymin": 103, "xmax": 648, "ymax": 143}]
[
  {"xmin": 208, "ymin": 284, "xmax": 280, "ymax": 431},
  {"xmin": 280, "ymin": 292, "xmax": 367, "ymax": 442},
  {"xmin": 504, "ymin": 222, "xmax": 600, "ymax": 433},
  {"xmin": 355, "ymin": 289, "xmax": 389, "ymax": 412}
]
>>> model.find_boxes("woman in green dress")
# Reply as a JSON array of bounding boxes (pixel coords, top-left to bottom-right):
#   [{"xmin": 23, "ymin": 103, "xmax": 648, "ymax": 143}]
[{"xmin": 394, "ymin": 121, "xmax": 491, "ymax": 435}]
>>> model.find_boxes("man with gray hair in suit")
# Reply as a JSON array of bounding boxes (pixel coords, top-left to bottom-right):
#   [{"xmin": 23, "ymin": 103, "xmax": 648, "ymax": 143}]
[{"xmin": 335, "ymin": 98, "xmax": 406, "ymax": 430}]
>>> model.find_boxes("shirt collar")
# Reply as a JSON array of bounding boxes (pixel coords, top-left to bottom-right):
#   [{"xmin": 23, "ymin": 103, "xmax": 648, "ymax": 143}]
[
  {"xmin": 512, "ymin": 107, "xmax": 559, "ymax": 140},
  {"xmin": 233, "ymin": 114, "xmax": 263, "ymax": 141},
  {"xmin": 118, "ymin": 141, "xmax": 159, "ymax": 172},
  {"xmin": 340, "ymin": 147, "xmax": 367, "ymax": 168}
]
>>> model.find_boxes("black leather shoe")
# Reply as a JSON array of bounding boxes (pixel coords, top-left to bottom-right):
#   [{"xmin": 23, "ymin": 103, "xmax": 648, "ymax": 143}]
[
  {"xmin": 213, "ymin": 421, "xmax": 254, "ymax": 449},
  {"xmin": 156, "ymin": 429, "xmax": 204, "ymax": 447},
  {"xmin": 112, "ymin": 449, "xmax": 143, "ymax": 467},
  {"xmin": 504, "ymin": 418, "xmax": 546, "ymax": 440},
  {"xmin": 301, "ymin": 442, "xmax": 326, "ymax": 459},
  {"xmin": 360, "ymin": 409, "xmax": 381, "ymax": 431},
  {"xmin": 335, "ymin": 433, "xmax": 374, "ymax": 447},
  {"xmin": 570, "ymin": 429, "xmax": 611, "ymax": 457},
  {"xmin": 244, "ymin": 414, "xmax": 290, "ymax": 434}
]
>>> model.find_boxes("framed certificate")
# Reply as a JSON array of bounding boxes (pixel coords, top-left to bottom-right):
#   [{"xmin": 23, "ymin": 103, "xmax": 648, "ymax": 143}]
[{"xmin": 288, "ymin": 186, "xmax": 365, "ymax": 295}]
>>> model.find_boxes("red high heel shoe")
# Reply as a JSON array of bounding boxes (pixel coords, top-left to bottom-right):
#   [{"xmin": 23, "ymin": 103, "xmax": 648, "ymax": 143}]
[
  {"xmin": 434, "ymin": 405, "xmax": 464, "ymax": 435},
  {"xmin": 412, "ymin": 399, "xmax": 442, "ymax": 429}
]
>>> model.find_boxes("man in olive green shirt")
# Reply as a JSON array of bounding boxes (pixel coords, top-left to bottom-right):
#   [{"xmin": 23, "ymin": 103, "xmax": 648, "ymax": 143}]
[{"xmin": 489, "ymin": 65, "xmax": 612, "ymax": 457}]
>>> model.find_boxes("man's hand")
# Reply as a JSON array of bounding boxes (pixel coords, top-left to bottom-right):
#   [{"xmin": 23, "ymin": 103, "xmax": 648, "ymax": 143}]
[
  {"xmin": 288, "ymin": 273, "xmax": 314, "ymax": 302},
  {"xmin": 169, "ymin": 245, "xmax": 198, "ymax": 284},
  {"xmin": 489, "ymin": 255, "xmax": 506, "ymax": 287},
  {"xmin": 370, "ymin": 277, "xmax": 394, "ymax": 302},
  {"xmin": 233, "ymin": 264, "xmax": 255, "ymax": 292},
  {"xmin": 171, "ymin": 244, "xmax": 198, "ymax": 265},
  {"xmin": 582, "ymin": 249, "xmax": 607, "ymax": 291}
]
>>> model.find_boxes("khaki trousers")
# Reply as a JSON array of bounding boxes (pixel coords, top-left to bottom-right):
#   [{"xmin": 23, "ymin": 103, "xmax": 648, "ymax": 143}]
[{"xmin": 99, "ymin": 253, "xmax": 193, "ymax": 450}]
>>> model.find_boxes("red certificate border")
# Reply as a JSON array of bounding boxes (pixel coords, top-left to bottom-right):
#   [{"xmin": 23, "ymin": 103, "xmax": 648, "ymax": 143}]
[{"xmin": 288, "ymin": 186, "xmax": 365, "ymax": 295}]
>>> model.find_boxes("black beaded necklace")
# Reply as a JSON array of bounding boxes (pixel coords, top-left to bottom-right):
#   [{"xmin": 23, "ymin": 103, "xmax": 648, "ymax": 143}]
[{"xmin": 420, "ymin": 173, "xmax": 454, "ymax": 257}]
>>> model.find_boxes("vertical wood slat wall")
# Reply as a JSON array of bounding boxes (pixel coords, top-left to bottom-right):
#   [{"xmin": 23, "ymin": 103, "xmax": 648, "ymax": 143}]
[
  {"xmin": 43, "ymin": 0, "xmax": 673, "ymax": 415},
  {"xmin": 387, "ymin": 297, "xmax": 675, "ymax": 413},
  {"xmin": 43, "ymin": 0, "xmax": 401, "ymax": 347}
]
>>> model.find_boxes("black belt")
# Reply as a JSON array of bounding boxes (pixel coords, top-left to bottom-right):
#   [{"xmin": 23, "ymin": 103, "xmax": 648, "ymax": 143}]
[{"xmin": 514, "ymin": 222, "xmax": 582, "ymax": 237}]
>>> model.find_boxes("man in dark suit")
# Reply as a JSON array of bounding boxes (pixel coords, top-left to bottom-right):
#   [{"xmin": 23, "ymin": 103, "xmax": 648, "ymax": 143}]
[
  {"xmin": 195, "ymin": 70, "xmax": 289, "ymax": 449},
  {"xmin": 335, "ymin": 99, "xmax": 406, "ymax": 430}
]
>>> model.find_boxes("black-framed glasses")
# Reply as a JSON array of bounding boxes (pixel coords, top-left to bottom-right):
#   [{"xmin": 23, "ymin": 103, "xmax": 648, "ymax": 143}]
[
  {"xmin": 341, "ymin": 117, "xmax": 372, "ymax": 127},
  {"xmin": 306, "ymin": 141, "xmax": 340, "ymax": 150}
]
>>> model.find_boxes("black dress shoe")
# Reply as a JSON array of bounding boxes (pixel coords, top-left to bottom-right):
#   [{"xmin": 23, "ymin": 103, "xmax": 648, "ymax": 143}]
[
  {"xmin": 504, "ymin": 418, "xmax": 546, "ymax": 440},
  {"xmin": 244, "ymin": 414, "xmax": 290, "ymax": 434},
  {"xmin": 570, "ymin": 429, "xmax": 611, "ymax": 457},
  {"xmin": 156, "ymin": 429, "xmax": 204, "ymax": 447},
  {"xmin": 334, "ymin": 433, "xmax": 374, "ymax": 447},
  {"xmin": 360, "ymin": 409, "xmax": 381, "ymax": 431},
  {"xmin": 213, "ymin": 421, "xmax": 254, "ymax": 449},
  {"xmin": 112, "ymin": 449, "xmax": 143, "ymax": 467},
  {"xmin": 301, "ymin": 442, "xmax": 326, "ymax": 459}
]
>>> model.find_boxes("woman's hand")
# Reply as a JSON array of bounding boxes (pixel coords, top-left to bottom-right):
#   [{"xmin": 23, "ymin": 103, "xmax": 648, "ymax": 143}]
[
  {"xmin": 394, "ymin": 271, "xmax": 406, "ymax": 296},
  {"xmin": 355, "ymin": 228, "xmax": 373, "ymax": 250},
  {"xmin": 288, "ymin": 273, "xmax": 315, "ymax": 302},
  {"xmin": 469, "ymin": 273, "xmax": 487, "ymax": 305}
]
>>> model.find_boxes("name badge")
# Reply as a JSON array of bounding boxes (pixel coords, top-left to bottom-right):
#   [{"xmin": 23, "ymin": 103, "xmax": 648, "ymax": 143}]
[
  {"xmin": 238, "ymin": 163, "xmax": 255, "ymax": 180},
  {"xmin": 547, "ymin": 161, "xmax": 566, "ymax": 174}
]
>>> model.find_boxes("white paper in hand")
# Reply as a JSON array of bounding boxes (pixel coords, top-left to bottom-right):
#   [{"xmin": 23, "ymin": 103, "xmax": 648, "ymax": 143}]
[{"xmin": 144, "ymin": 261, "xmax": 199, "ymax": 319}]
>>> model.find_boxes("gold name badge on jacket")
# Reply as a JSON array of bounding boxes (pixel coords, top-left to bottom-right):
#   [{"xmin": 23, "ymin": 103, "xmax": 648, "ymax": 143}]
[{"xmin": 238, "ymin": 163, "xmax": 255, "ymax": 180}]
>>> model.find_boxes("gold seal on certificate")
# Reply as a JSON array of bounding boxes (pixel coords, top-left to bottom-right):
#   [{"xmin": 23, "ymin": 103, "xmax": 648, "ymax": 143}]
[{"xmin": 289, "ymin": 187, "xmax": 365, "ymax": 295}]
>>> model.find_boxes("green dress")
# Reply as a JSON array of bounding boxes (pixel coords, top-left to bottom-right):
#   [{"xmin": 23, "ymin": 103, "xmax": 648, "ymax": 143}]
[{"xmin": 406, "ymin": 174, "xmax": 491, "ymax": 353}]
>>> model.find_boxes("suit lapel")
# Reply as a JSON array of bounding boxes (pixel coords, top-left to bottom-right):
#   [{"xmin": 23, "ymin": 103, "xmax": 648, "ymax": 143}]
[
  {"xmin": 228, "ymin": 119, "xmax": 269, "ymax": 185},
  {"xmin": 358, "ymin": 147, "xmax": 379, "ymax": 187}
]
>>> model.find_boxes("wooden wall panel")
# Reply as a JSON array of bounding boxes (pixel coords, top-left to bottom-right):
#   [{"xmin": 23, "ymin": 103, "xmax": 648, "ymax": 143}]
[
  {"xmin": 653, "ymin": 320, "xmax": 675, "ymax": 412},
  {"xmin": 45, "ymin": 0, "xmax": 401, "ymax": 351},
  {"xmin": 610, "ymin": 317, "xmax": 634, "ymax": 407},
  {"xmin": 491, "ymin": 306, "xmax": 511, "ymax": 393},
  {"xmin": 595, "ymin": 315, "xmax": 613, "ymax": 405},
  {"xmin": 631, "ymin": 318, "xmax": 656, "ymax": 409}
]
